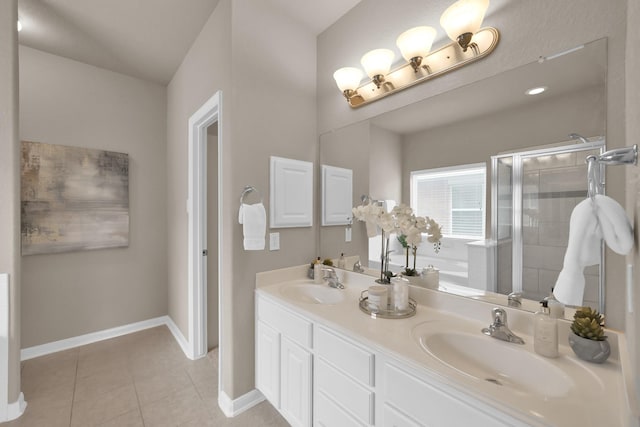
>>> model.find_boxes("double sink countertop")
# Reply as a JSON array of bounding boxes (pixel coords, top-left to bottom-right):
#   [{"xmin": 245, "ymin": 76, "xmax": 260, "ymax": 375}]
[{"xmin": 256, "ymin": 265, "xmax": 639, "ymax": 427}]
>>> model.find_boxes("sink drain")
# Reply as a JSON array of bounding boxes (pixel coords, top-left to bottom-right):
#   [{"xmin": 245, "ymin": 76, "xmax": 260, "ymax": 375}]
[{"xmin": 485, "ymin": 378, "xmax": 502, "ymax": 386}]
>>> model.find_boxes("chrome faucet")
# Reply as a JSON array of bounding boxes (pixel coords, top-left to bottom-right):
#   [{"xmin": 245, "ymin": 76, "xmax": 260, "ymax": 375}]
[
  {"xmin": 322, "ymin": 268, "xmax": 345, "ymax": 289},
  {"xmin": 507, "ymin": 292, "xmax": 522, "ymax": 307},
  {"xmin": 482, "ymin": 308, "xmax": 525, "ymax": 345},
  {"xmin": 352, "ymin": 260, "xmax": 365, "ymax": 273}
]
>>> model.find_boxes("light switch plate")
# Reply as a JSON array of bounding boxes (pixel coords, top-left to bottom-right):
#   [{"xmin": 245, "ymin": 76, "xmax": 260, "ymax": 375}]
[
  {"xmin": 345, "ymin": 227, "xmax": 352, "ymax": 242},
  {"xmin": 269, "ymin": 232, "xmax": 280, "ymax": 251}
]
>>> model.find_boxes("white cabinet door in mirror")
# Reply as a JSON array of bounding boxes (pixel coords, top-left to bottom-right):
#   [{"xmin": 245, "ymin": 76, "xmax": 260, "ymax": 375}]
[
  {"xmin": 321, "ymin": 165, "xmax": 352, "ymax": 226},
  {"xmin": 270, "ymin": 156, "xmax": 313, "ymax": 228}
]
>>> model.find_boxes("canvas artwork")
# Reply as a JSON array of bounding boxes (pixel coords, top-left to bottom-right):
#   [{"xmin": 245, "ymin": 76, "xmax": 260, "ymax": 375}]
[{"xmin": 21, "ymin": 141, "xmax": 130, "ymax": 255}]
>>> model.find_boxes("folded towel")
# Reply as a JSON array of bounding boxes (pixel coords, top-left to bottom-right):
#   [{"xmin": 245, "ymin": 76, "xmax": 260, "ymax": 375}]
[
  {"xmin": 554, "ymin": 195, "xmax": 633, "ymax": 306},
  {"xmin": 238, "ymin": 203, "xmax": 266, "ymax": 250}
]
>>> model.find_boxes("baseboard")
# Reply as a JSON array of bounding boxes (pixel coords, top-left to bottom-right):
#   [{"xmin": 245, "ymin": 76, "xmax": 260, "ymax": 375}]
[
  {"xmin": 218, "ymin": 389, "xmax": 265, "ymax": 418},
  {"xmin": 164, "ymin": 316, "xmax": 192, "ymax": 359},
  {"xmin": 21, "ymin": 316, "xmax": 169, "ymax": 361},
  {"xmin": 5, "ymin": 392, "xmax": 26, "ymax": 422}
]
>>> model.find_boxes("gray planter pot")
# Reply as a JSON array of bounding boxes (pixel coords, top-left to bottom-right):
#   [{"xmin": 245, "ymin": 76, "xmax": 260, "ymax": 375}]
[{"xmin": 568, "ymin": 332, "xmax": 610, "ymax": 363}]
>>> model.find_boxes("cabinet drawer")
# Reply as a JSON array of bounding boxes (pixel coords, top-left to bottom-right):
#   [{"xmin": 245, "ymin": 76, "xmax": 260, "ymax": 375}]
[
  {"xmin": 384, "ymin": 364, "xmax": 512, "ymax": 427},
  {"xmin": 383, "ymin": 404, "xmax": 422, "ymax": 427},
  {"xmin": 257, "ymin": 296, "xmax": 312, "ymax": 348},
  {"xmin": 315, "ymin": 325, "xmax": 374, "ymax": 386},
  {"xmin": 316, "ymin": 359, "xmax": 374, "ymax": 425},
  {"xmin": 315, "ymin": 391, "xmax": 367, "ymax": 427}
]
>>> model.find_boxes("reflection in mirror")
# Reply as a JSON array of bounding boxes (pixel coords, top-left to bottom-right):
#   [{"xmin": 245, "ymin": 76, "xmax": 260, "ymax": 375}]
[
  {"xmin": 493, "ymin": 141, "xmax": 605, "ymax": 314},
  {"xmin": 319, "ymin": 38, "xmax": 607, "ymax": 317}
]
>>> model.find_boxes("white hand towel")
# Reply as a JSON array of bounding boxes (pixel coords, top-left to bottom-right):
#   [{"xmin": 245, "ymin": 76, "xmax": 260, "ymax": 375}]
[
  {"xmin": 593, "ymin": 194, "xmax": 633, "ymax": 255},
  {"xmin": 554, "ymin": 195, "xmax": 633, "ymax": 306},
  {"xmin": 554, "ymin": 199, "xmax": 602, "ymax": 306},
  {"xmin": 238, "ymin": 203, "xmax": 266, "ymax": 250}
]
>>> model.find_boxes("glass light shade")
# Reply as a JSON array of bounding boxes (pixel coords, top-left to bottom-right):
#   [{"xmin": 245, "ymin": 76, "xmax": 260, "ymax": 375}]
[
  {"xmin": 333, "ymin": 67, "xmax": 364, "ymax": 92},
  {"xmin": 440, "ymin": 0, "xmax": 489, "ymax": 42},
  {"xmin": 396, "ymin": 26, "xmax": 437, "ymax": 61},
  {"xmin": 360, "ymin": 49, "xmax": 395, "ymax": 79}
]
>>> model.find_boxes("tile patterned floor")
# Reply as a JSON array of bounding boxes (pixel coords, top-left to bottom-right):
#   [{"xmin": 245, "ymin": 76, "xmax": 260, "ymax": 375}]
[{"xmin": 3, "ymin": 326, "xmax": 289, "ymax": 427}]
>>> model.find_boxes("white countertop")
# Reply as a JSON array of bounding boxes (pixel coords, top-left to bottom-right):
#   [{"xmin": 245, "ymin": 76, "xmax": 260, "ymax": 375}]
[{"xmin": 256, "ymin": 265, "xmax": 639, "ymax": 427}]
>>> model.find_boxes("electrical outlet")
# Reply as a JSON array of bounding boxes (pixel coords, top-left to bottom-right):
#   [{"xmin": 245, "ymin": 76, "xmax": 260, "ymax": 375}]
[{"xmin": 269, "ymin": 232, "xmax": 280, "ymax": 251}]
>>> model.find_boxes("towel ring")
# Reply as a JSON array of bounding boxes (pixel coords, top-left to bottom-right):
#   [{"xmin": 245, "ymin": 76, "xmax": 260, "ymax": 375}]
[{"xmin": 240, "ymin": 186, "xmax": 263, "ymax": 204}]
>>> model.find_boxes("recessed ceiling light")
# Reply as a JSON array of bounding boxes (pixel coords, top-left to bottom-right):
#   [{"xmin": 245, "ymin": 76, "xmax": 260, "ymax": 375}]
[
  {"xmin": 17, "ymin": 20, "xmax": 22, "ymax": 32},
  {"xmin": 525, "ymin": 86, "xmax": 547, "ymax": 96}
]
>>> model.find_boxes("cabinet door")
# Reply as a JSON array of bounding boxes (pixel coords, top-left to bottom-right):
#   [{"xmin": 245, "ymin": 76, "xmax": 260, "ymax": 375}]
[
  {"xmin": 256, "ymin": 321, "xmax": 280, "ymax": 407},
  {"xmin": 280, "ymin": 336, "xmax": 312, "ymax": 427}
]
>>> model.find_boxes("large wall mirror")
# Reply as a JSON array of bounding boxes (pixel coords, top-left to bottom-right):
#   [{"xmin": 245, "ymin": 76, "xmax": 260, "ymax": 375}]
[{"xmin": 319, "ymin": 38, "xmax": 606, "ymax": 317}]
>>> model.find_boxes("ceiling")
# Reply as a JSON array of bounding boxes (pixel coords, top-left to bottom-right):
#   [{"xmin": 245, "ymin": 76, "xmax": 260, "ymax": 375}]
[{"xmin": 17, "ymin": 0, "xmax": 361, "ymax": 85}]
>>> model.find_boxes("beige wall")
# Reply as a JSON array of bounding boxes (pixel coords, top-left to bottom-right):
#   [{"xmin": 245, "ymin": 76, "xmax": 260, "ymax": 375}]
[
  {"xmin": 0, "ymin": 0, "xmax": 21, "ymax": 403},
  {"xmin": 166, "ymin": 0, "xmax": 317, "ymax": 398},
  {"xmin": 626, "ymin": 0, "xmax": 640, "ymax": 397},
  {"xmin": 166, "ymin": 0, "xmax": 233, "ymax": 391},
  {"xmin": 19, "ymin": 47, "xmax": 168, "ymax": 347}
]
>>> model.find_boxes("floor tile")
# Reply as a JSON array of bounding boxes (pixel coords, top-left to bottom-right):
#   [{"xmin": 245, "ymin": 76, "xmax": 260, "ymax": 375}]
[
  {"xmin": 12, "ymin": 326, "xmax": 287, "ymax": 427},
  {"xmin": 133, "ymin": 366, "xmax": 192, "ymax": 406},
  {"xmin": 140, "ymin": 385, "xmax": 209, "ymax": 427},
  {"xmin": 73, "ymin": 366, "xmax": 134, "ymax": 403},
  {"xmin": 2, "ymin": 401, "xmax": 71, "ymax": 427},
  {"xmin": 70, "ymin": 383, "xmax": 138, "ymax": 427},
  {"xmin": 96, "ymin": 408, "xmax": 144, "ymax": 427}
]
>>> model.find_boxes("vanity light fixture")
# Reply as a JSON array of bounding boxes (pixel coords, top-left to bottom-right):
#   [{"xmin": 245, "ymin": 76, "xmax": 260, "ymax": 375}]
[
  {"xmin": 525, "ymin": 86, "xmax": 547, "ymax": 96},
  {"xmin": 333, "ymin": 0, "xmax": 499, "ymax": 108}
]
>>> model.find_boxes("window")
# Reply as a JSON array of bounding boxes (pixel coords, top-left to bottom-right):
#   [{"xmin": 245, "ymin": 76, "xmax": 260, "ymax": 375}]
[{"xmin": 410, "ymin": 163, "xmax": 486, "ymax": 239}]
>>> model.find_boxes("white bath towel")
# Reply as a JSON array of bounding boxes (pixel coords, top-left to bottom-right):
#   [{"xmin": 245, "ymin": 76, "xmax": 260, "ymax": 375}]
[
  {"xmin": 238, "ymin": 203, "xmax": 266, "ymax": 250},
  {"xmin": 554, "ymin": 195, "xmax": 633, "ymax": 306}
]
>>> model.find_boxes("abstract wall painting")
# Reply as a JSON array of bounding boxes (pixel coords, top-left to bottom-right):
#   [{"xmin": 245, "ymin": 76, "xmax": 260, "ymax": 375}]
[{"xmin": 21, "ymin": 141, "xmax": 130, "ymax": 255}]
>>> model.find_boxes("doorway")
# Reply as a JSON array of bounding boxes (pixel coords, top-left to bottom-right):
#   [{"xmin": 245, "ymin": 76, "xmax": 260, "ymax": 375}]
[
  {"xmin": 206, "ymin": 122, "xmax": 219, "ymax": 352},
  {"xmin": 187, "ymin": 91, "xmax": 223, "ymax": 396}
]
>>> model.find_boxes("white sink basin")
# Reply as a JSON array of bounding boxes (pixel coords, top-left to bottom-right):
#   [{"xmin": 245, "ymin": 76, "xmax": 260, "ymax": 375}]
[
  {"xmin": 412, "ymin": 325, "xmax": 576, "ymax": 398},
  {"xmin": 280, "ymin": 283, "xmax": 345, "ymax": 305}
]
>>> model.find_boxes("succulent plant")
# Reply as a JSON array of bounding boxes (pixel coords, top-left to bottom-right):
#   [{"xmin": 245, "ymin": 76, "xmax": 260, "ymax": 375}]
[{"xmin": 570, "ymin": 307, "xmax": 607, "ymax": 341}]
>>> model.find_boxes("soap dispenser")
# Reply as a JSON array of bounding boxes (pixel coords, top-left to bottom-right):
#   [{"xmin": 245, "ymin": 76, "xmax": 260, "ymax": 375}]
[
  {"xmin": 314, "ymin": 257, "xmax": 323, "ymax": 284},
  {"xmin": 534, "ymin": 301, "xmax": 559, "ymax": 358},
  {"xmin": 544, "ymin": 288, "xmax": 565, "ymax": 319},
  {"xmin": 338, "ymin": 253, "xmax": 346, "ymax": 269}
]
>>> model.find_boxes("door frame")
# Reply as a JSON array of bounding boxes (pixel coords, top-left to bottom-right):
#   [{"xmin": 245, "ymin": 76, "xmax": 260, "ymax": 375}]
[{"xmin": 187, "ymin": 91, "xmax": 223, "ymax": 363}]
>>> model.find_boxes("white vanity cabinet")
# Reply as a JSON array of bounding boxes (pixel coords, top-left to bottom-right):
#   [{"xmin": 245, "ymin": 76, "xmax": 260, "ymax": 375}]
[
  {"xmin": 256, "ymin": 296, "xmax": 313, "ymax": 427},
  {"xmin": 256, "ymin": 292, "xmax": 529, "ymax": 427}
]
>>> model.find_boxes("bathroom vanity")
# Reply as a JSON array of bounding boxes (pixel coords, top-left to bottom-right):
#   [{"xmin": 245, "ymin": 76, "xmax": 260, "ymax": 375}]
[{"xmin": 255, "ymin": 266, "xmax": 638, "ymax": 427}]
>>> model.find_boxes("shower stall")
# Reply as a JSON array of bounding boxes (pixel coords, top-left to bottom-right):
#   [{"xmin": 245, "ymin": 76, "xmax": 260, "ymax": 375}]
[{"xmin": 491, "ymin": 139, "xmax": 605, "ymax": 311}]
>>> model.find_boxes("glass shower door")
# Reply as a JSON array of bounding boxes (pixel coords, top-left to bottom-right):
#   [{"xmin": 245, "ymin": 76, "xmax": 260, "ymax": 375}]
[{"xmin": 492, "ymin": 140, "xmax": 605, "ymax": 311}]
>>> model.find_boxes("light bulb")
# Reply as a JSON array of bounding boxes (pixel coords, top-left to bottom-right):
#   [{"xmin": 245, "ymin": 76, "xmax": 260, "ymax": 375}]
[
  {"xmin": 396, "ymin": 26, "xmax": 437, "ymax": 62},
  {"xmin": 333, "ymin": 67, "xmax": 363, "ymax": 93},
  {"xmin": 440, "ymin": 0, "xmax": 489, "ymax": 51},
  {"xmin": 360, "ymin": 49, "xmax": 395, "ymax": 79}
]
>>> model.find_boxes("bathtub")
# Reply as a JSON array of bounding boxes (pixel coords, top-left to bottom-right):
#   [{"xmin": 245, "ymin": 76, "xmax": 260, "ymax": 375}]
[{"xmin": 372, "ymin": 254, "xmax": 469, "ymax": 287}]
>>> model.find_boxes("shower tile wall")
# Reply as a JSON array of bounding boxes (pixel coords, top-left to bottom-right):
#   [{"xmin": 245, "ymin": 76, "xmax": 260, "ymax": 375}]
[{"xmin": 521, "ymin": 151, "xmax": 600, "ymax": 307}]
